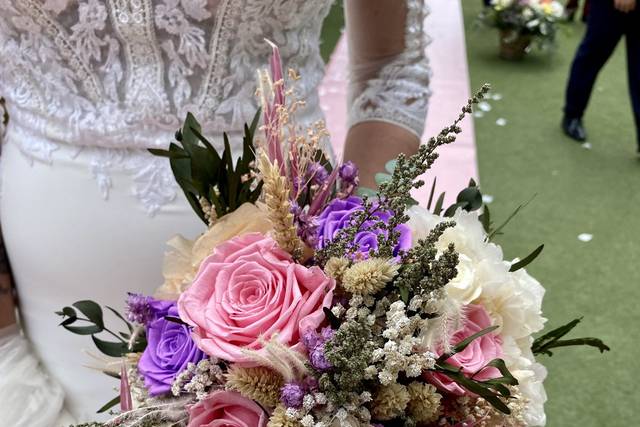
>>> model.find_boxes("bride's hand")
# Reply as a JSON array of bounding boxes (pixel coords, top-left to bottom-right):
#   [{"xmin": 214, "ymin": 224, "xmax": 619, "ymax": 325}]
[{"xmin": 344, "ymin": 122, "xmax": 420, "ymax": 189}]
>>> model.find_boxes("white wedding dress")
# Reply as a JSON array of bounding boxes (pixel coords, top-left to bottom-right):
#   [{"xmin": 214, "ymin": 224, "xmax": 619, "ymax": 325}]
[{"xmin": 0, "ymin": 0, "xmax": 431, "ymax": 425}]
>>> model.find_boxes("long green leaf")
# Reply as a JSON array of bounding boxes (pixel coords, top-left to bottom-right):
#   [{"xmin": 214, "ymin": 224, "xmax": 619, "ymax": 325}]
[
  {"xmin": 97, "ymin": 395, "xmax": 120, "ymax": 414},
  {"xmin": 437, "ymin": 325, "xmax": 500, "ymax": 363},
  {"xmin": 509, "ymin": 244, "xmax": 544, "ymax": 272},
  {"xmin": 488, "ymin": 195, "xmax": 536, "ymax": 240},
  {"xmin": 426, "ymin": 177, "xmax": 438, "ymax": 210},
  {"xmin": 480, "ymin": 204, "xmax": 492, "ymax": 234},
  {"xmin": 532, "ymin": 317, "xmax": 610, "ymax": 356},
  {"xmin": 433, "ymin": 192, "xmax": 446, "ymax": 215}
]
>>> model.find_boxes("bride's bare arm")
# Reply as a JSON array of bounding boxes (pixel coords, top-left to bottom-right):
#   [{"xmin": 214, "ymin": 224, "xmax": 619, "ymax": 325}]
[{"xmin": 343, "ymin": 0, "xmax": 430, "ymax": 188}]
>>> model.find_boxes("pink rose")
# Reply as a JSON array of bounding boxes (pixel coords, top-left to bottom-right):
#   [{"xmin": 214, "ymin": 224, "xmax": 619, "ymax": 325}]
[
  {"xmin": 187, "ymin": 390, "xmax": 267, "ymax": 427},
  {"xmin": 178, "ymin": 233, "xmax": 335, "ymax": 362},
  {"xmin": 425, "ymin": 304, "xmax": 503, "ymax": 396}
]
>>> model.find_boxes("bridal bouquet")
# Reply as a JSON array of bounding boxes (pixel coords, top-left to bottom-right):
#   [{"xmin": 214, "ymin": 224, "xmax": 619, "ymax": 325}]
[
  {"xmin": 480, "ymin": 0, "xmax": 564, "ymax": 59},
  {"xmin": 59, "ymin": 46, "xmax": 606, "ymax": 427}
]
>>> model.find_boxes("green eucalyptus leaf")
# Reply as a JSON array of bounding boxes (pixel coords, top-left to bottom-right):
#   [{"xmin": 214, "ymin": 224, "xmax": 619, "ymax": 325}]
[
  {"xmin": 444, "ymin": 202, "xmax": 467, "ymax": 218},
  {"xmin": 456, "ymin": 186, "xmax": 483, "ymax": 211},
  {"xmin": 59, "ymin": 316, "xmax": 78, "ymax": 327},
  {"xmin": 384, "ymin": 159, "xmax": 398, "ymax": 174},
  {"xmin": 73, "ymin": 300, "xmax": 104, "ymax": 329},
  {"xmin": 56, "ymin": 306, "xmax": 76, "ymax": 317},
  {"xmin": 91, "ymin": 336, "xmax": 128, "ymax": 357},
  {"xmin": 374, "ymin": 172, "xmax": 392, "ymax": 186},
  {"xmin": 63, "ymin": 324, "xmax": 103, "ymax": 335},
  {"xmin": 356, "ymin": 187, "xmax": 378, "ymax": 198}
]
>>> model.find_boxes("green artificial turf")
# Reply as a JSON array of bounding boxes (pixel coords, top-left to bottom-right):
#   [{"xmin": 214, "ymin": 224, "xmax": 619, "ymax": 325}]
[
  {"xmin": 320, "ymin": 3, "xmax": 638, "ymax": 425},
  {"xmin": 461, "ymin": 3, "xmax": 639, "ymax": 426}
]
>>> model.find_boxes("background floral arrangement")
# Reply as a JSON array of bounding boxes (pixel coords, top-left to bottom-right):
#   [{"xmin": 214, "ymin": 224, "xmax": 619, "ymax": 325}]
[
  {"xmin": 59, "ymin": 44, "xmax": 607, "ymax": 427},
  {"xmin": 480, "ymin": 0, "xmax": 565, "ymax": 51}
]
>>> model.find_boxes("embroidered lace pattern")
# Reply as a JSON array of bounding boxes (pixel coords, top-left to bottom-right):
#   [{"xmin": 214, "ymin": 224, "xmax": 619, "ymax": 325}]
[{"xmin": 0, "ymin": 0, "xmax": 430, "ymax": 214}]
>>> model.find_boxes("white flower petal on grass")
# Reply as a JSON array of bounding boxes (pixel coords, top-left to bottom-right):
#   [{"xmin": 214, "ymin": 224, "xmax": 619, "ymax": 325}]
[
  {"xmin": 578, "ymin": 233, "xmax": 593, "ymax": 242},
  {"xmin": 482, "ymin": 194, "xmax": 494, "ymax": 204},
  {"xmin": 496, "ymin": 118, "xmax": 507, "ymax": 126},
  {"xmin": 491, "ymin": 93, "xmax": 503, "ymax": 101},
  {"xmin": 581, "ymin": 142, "xmax": 592, "ymax": 150},
  {"xmin": 478, "ymin": 101, "xmax": 492, "ymax": 112}
]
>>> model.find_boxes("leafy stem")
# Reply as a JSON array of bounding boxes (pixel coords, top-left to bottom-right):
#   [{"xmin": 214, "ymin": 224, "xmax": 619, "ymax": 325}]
[{"xmin": 532, "ymin": 317, "xmax": 610, "ymax": 357}]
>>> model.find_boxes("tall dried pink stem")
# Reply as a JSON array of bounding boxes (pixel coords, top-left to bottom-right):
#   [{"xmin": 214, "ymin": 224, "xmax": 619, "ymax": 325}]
[
  {"xmin": 120, "ymin": 362, "xmax": 133, "ymax": 412},
  {"xmin": 263, "ymin": 39, "xmax": 286, "ymax": 174}
]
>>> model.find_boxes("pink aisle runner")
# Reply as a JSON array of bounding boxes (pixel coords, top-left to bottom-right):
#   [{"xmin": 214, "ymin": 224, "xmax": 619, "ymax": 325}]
[{"xmin": 319, "ymin": 0, "xmax": 477, "ymax": 205}]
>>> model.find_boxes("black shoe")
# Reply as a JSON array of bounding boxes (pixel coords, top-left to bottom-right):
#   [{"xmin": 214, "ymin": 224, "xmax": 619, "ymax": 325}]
[{"xmin": 562, "ymin": 116, "xmax": 587, "ymax": 142}]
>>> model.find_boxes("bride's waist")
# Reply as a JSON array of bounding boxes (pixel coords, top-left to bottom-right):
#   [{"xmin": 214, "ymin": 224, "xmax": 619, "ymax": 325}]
[{"xmin": 3, "ymin": 106, "xmax": 243, "ymax": 153}]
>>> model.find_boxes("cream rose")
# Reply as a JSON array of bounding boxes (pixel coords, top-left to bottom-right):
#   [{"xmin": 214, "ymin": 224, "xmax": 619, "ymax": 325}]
[{"xmin": 155, "ymin": 203, "xmax": 272, "ymax": 299}]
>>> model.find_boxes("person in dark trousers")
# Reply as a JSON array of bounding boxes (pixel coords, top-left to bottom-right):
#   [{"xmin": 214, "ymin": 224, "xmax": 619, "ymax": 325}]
[{"xmin": 562, "ymin": 0, "xmax": 640, "ymax": 155}]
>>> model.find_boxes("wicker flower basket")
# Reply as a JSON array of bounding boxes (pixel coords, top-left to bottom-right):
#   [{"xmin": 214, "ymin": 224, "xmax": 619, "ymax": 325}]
[{"xmin": 499, "ymin": 29, "xmax": 532, "ymax": 60}]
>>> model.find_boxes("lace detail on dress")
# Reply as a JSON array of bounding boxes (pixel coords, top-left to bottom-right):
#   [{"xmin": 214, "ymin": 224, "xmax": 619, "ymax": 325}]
[
  {"xmin": 348, "ymin": 0, "xmax": 432, "ymax": 138},
  {"xmin": 0, "ymin": 0, "xmax": 333, "ymax": 214}
]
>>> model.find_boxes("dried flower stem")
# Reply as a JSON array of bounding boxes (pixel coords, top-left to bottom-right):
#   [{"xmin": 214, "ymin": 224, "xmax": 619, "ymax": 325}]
[{"xmin": 259, "ymin": 153, "xmax": 304, "ymax": 259}]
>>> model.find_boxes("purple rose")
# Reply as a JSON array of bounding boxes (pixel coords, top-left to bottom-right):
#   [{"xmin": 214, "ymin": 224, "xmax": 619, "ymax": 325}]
[
  {"xmin": 315, "ymin": 196, "xmax": 411, "ymax": 257},
  {"xmin": 138, "ymin": 301, "xmax": 206, "ymax": 396}
]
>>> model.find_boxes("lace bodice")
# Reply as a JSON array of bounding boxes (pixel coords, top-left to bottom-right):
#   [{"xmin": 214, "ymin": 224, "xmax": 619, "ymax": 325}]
[{"xmin": 0, "ymin": 0, "xmax": 431, "ymax": 214}]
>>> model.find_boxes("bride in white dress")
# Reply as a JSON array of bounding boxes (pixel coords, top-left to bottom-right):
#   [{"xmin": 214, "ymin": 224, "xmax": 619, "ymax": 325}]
[{"xmin": 0, "ymin": 0, "xmax": 431, "ymax": 425}]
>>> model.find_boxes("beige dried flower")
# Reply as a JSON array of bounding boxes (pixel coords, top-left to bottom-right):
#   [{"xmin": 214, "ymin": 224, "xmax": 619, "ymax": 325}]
[
  {"xmin": 324, "ymin": 257, "xmax": 350, "ymax": 281},
  {"xmin": 226, "ymin": 366, "xmax": 283, "ymax": 408},
  {"xmin": 342, "ymin": 258, "xmax": 400, "ymax": 295},
  {"xmin": 371, "ymin": 383, "xmax": 410, "ymax": 421},
  {"xmin": 407, "ymin": 382, "xmax": 442, "ymax": 425},
  {"xmin": 258, "ymin": 153, "xmax": 303, "ymax": 259},
  {"xmin": 267, "ymin": 405, "xmax": 302, "ymax": 427}
]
